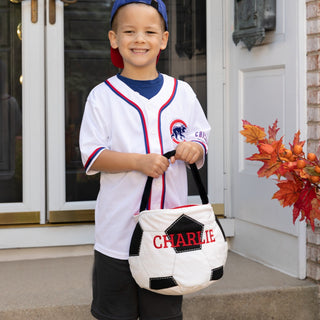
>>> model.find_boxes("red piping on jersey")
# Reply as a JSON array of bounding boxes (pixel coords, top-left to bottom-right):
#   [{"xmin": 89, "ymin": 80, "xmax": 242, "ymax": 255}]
[
  {"xmin": 85, "ymin": 147, "xmax": 106, "ymax": 172},
  {"xmin": 158, "ymin": 78, "xmax": 178, "ymax": 155},
  {"xmin": 104, "ymin": 80, "xmax": 150, "ymax": 154}
]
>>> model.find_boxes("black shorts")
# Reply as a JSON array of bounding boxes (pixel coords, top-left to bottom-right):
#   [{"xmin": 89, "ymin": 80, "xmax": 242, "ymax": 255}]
[{"xmin": 91, "ymin": 250, "xmax": 183, "ymax": 320}]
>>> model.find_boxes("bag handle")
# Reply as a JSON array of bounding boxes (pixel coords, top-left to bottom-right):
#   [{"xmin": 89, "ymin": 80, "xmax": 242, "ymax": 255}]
[{"xmin": 140, "ymin": 150, "xmax": 209, "ymax": 212}]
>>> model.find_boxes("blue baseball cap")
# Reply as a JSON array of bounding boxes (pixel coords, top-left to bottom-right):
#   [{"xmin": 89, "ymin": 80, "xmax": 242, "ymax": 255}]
[
  {"xmin": 110, "ymin": 0, "xmax": 168, "ymax": 30},
  {"xmin": 110, "ymin": 0, "xmax": 168, "ymax": 69}
]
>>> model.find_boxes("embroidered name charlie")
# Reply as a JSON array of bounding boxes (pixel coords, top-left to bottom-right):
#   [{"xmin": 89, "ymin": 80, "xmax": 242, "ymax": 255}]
[{"xmin": 153, "ymin": 229, "xmax": 216, "ymax": 249}]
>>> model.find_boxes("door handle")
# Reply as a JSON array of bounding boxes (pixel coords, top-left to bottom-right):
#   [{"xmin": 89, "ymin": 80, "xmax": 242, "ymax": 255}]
[
  {"xmin": 31, "ymin": 0, "xmax": 38, "ymax": 23},
  {"xmin": 10, "ymin": 0, "xmax": 38, "ymax": 23},
  {"xmin": 49, "ymin": 0, "xmax": 78, "ymax": 25},
  {"xmin": 49, "ymin": 0, "xmax": 56, "ymax": 24}
]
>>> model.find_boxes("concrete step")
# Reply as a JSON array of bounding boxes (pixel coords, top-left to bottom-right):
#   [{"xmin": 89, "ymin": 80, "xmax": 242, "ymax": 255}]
[{"xmin": 0, "ymin": 248, "xmax": 318, "ymax": 320}]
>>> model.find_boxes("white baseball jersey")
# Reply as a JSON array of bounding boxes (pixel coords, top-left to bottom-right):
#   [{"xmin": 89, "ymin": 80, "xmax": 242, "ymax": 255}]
[{"xmin": 79, "ymin": 74, "xmax": 211, "ymax": 260}]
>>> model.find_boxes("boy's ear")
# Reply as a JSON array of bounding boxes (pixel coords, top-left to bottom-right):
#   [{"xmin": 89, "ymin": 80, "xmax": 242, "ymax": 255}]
[
  {"xmin": 160, "ymin": 31, "xmax": 169, "ymax": 50},
  {"xmin": 108, "ymin": 30, "xmax": 118, "ymax": 49}
]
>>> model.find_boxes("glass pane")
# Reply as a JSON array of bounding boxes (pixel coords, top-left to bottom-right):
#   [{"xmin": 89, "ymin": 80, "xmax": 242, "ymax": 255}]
[
  {"xmin": 163, "ymin": 0, "xmax": 207, "ymax": 195},
  {"xmin": 64, "ymin": 0, "xmax": 207, "ymax": 201},
  {"xmin": 64, "ymin": 0, "xmax": 115, "ymax": 202},
  {"xmin": 0, "ymin": 1, "xmax": 23, "ymax": 203}
]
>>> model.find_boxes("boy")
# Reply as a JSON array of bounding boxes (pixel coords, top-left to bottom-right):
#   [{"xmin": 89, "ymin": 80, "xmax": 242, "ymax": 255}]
[{"xmin": 79, "ymin": 0, "xmax": 211, "ymax": 319}]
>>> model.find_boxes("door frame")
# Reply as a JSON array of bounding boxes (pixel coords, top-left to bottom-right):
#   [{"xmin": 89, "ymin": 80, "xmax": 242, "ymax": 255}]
[
  {"xmin": 46, "ymin": 0, "xmax": 96, "ymax": 223},
  {"xmin": 206, "ymin": 0, "xmax": 226, "ymax": 209},
  {"xmin": 221, "ymin": 0, "xmax": 307, "ymax": 278}
]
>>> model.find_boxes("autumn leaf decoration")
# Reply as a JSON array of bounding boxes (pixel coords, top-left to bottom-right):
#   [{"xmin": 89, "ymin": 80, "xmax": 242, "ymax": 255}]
[{"xmin": 240, "ymin": 120, "xmax": 320, "ymax": 231}]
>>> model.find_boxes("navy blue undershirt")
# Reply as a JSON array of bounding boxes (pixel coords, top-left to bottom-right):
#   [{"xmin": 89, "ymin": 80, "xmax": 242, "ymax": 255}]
[{"xmin": 117, "ymin": 73, "xmax": 164, "ymax": 99}]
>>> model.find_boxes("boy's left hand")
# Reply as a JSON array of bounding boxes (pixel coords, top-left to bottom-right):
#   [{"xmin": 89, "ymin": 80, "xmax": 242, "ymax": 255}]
[{"xmin": 170, "ymin": 141, "xmax": 204, "ymax": 165}]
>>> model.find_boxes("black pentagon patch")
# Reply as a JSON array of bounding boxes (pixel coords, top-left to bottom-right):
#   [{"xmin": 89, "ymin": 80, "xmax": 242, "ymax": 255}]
[
  {"xmin": 129, "ymin": 222, "xmax": 143, "ymax": 256},
  {"xmin": 165, "ymin": 214, "xmax": 204, "ymax": 253},
  {"xmin": 210, "ymin": 266, "xmax": 224, "ymax": 280},
  {"xmin": 150, "ymin": 276, "xmax": 178, "ymax": 290}
]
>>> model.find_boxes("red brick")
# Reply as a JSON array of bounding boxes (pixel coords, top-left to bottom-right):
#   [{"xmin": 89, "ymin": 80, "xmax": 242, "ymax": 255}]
[
  {"xmin": 308, "ymin": 89, "xmax": 320, "ymax": 104},
  {"xmin": 307, "ymin": 260, "xmax": 320, "ymax": 280},
  {"xmin": 307, "ymin": 36, "xmax": 320, "ymax": 52},
  {"xmin": 308, "ymin": 72, "xmax": 320, "ymax": 87},
  {"xmin": 307, "ymin": 2, "xmax": 320, "ymax": 19},
  {"xmin": 307, "ymin": 54, "xmax": 320, "ymax": 70},
  {"xmin": 307, "ymin": 226, "xmax": 320, "ymax": 245},
  {"xmin": 307, "ymin": 19, "xmax": 320, "ymax": 35}
]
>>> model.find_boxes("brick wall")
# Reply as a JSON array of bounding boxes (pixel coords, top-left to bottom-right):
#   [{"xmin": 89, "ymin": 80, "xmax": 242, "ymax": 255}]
[{"xmin": 306, "ymin": 0, "xmax": 320, "ymax": 282}]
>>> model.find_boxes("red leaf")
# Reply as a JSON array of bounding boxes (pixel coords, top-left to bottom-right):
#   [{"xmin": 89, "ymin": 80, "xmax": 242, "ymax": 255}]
[
  {"xmin": 272, "ymin": 180, "xmax": 302, "ymax": 207},
  {"xmin": 292, "ymin": 182, "xmax": 317, "ymax": 225},
  {"xmin": 240, "ymin": 119, "xmax": 319, "ymax": 232},
  {"xmin": 268, "ymin": 120, "xmax": 280, "ymax": 141},
  {"xmin": 242, "ymin": 120, "xmax": 251, "ymax": 126}
]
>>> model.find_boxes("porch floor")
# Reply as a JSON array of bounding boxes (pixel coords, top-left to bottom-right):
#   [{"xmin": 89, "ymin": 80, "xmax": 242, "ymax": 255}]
[{"xmin": 0, "ymin": 246, "xmax": 318, "ymax": 320}]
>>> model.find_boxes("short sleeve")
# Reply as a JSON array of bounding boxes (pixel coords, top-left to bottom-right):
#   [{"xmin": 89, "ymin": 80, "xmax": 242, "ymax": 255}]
[
  {"xmin": 182, "ymin": 82, "xmax": 211, "ymax": 168},
  {"xmin": 79, "ymin": 85, "xmax": 111, "ymax": 175}
]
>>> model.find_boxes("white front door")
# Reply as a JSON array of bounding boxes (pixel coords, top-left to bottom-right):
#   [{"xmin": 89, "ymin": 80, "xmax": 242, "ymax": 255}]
[
  {"xmin": 0, "ymin": 0, "xmax": 94, "ymax": 247},
  {"xmin": 0, "ymin": 0, "xmax": 45, "ymax": 224},
  {"xmin": 227, "ymin": 0, "xmax": 307, "ymax": 278},
  {"xmin": 45, "ymin": 0, "xmax": 109, "ymax": 222}
]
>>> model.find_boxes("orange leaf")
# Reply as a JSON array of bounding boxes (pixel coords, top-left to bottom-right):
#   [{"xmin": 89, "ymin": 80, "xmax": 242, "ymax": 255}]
[
  {"xmin": 291, "ymin": 130, "xmax": 305, "ymax": 148},
  {"xmin": 257, "ymin": 154, "xmax": 282, "ymax": 178},
  {"xmin": 256, "ymin": 140, "xmax": 284, "ymax": 178},
  {"xmin": 259, "ymin": 143, "xmax": 274, "ymax": 155},
  {"xmin": 240, "ymin": 119, "xmax": 319, "ymax": 231},
  {"xmin": 297, "ymin": 168, "xmax": 310, "ymax": 180},
  {"xmin": 246, "ymin": 153, "xmax": 271, "ymax": 162},
  {"xmin": 272, "ymin": 180, "xmax": 302, "ymax": 207},
  {"xmin": 240, "ymin": 122, "xmax": 266, "ymax": 145},
  {"xmin": 272, "ymin": 138, "xmax": 285, "ymax": 155},
  {"xmin": 257, "ymin": 138, "xmax": 284, "ymax": 158}
]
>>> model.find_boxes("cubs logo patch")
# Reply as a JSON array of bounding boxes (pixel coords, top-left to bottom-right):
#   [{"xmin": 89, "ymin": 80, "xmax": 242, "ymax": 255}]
[{"xmin": 170, "ymin": 120, "xmax": 187, "ymax": 144}]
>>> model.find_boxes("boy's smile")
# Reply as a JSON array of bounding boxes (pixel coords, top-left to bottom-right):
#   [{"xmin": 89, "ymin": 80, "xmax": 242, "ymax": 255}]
[{"xmin": 108, "ymin": 3, "xmax": 169, "ymax": 79}]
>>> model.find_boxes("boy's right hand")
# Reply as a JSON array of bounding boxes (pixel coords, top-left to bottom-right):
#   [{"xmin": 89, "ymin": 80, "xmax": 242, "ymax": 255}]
[
  {"xmin": 90, "ymin": 150, "xmax": 170, "ymax": 177},
  {"xmin": 137, "ymin": 153, "xmax": 170, "ymax": 178}
]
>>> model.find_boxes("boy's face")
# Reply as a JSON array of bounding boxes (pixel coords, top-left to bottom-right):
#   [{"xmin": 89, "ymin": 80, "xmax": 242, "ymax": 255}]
[{"xmin": 108, "ymin": 3, "xmax": 169, "ymax": 78}]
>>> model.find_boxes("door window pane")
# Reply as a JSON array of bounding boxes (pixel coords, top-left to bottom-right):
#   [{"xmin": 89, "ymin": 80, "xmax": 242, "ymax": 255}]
[
  {"xmin": 0, "ymin": 1, "xmax": 23, "ymax": 203},
  {"xmin": 64, "ymin": 0, "xmax": 115, "ymax": 201},
  {"xmin": 64, "ymin": 0, "xmax": 207, "ymax": 201},
  {"xmin": 165, "ymin": 0, "xmax": 207, "ymax": 195}
]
